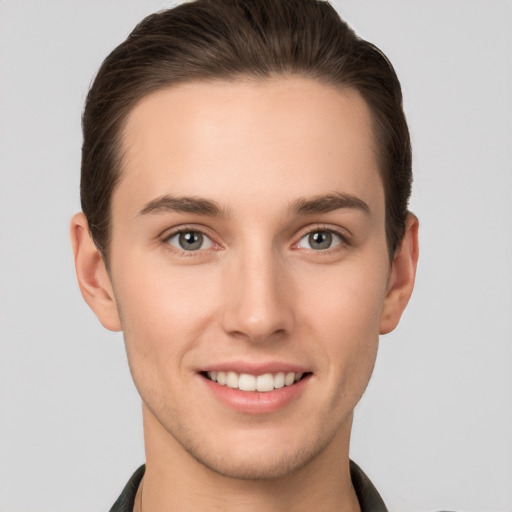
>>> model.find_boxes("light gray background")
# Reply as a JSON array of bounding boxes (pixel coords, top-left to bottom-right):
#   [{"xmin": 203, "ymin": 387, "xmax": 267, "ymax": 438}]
[{"xmin": 1, "ymin": 1, "xmax": 511, "ymax": 511}]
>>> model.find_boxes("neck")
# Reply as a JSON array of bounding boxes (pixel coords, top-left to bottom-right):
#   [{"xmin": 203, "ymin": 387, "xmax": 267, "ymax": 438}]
[{"xmin": 137, "ymin": 406, "xmax": 360, "ymax": 512}]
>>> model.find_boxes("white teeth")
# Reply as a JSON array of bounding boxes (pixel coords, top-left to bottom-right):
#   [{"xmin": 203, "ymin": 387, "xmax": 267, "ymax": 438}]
[
  {"xmin": 256, "ymin": 373, "xmax": 274, "ymax": 392},
  {"xmin": 274, "ymin": 372, "xmax": 285, "ymax": 389},
  {"xmin": 284, "ymin": 372, "xmax": 295, "ymax": 386},
  {"xmin": 238, "ymin": 374, "xmax": 256, "ymax": 391},
  {"xmin": 226, "ymin": 371, "xmax": 239, "ymax": 389},
  {"xmin": 206, "ymin": 370, "xmax": 306, "ymax": 392}
]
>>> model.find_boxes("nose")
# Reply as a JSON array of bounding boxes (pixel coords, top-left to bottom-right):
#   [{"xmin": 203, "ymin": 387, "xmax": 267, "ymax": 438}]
[{"xmin": 221, "ymin": 247, "xmax": 294, "ymax": 343}]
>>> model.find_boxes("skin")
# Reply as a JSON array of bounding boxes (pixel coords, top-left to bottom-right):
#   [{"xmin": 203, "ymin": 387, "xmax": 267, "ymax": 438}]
[{"xmin": 71, "ymin": 77, "xmax": 419, "ymax": 512}]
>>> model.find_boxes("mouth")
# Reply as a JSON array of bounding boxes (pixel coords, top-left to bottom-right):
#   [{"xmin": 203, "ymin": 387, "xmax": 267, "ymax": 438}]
[{"xmin": 201, "ymin": 370, "xmax": 311, "ymax": 392}]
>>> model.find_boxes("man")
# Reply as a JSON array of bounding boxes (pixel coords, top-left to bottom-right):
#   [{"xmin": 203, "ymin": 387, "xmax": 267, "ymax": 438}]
[{"xmin": 70, "ymin": 0, "xmax": 418, "ymax": 510}]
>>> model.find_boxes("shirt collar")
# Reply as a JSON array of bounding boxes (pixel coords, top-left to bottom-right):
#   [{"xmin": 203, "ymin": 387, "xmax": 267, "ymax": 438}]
[{"xmin": 109, "ymin": 460, "xmax": 388, "ymax": 512}]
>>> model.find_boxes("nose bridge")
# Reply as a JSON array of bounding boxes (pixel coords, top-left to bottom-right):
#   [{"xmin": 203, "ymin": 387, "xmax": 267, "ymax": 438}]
[{"xmin": 222, "ymin": 239, "xmax": 293, "ymax": 342}]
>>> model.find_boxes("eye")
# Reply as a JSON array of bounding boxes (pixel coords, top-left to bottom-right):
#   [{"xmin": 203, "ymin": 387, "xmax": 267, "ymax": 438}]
[
  {"xmin": 166, "ymin": 230, "xmax": 214, "ymax": 251},
  {"xmin": 297, "ymin": 229, "xmax": 343, "ymax": 251}
]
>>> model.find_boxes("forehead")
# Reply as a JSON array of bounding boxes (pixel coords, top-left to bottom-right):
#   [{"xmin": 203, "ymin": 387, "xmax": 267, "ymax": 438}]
[{"xmin": 115, "ymin": 77, "xmax": 384, "ymax": 219}]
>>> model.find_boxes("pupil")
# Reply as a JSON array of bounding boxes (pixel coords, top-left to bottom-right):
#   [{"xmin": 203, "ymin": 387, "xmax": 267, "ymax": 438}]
[
  {"xmin": 309, "ymin": 231, "xmax": 332, "ymax": 250},
  {"xmin": 179, "ymin": 231, "xmax": 203, "ymax": 250}
]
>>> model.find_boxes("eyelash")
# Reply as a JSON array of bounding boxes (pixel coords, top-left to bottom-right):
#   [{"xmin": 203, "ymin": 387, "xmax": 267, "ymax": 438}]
[
  {"xmin": 294, "ymin": 225, "xmax": 350, "ymax": 253},
  {"xmin": 161, "ymin": 225, "xmax": 350, "ymax": 256},
  {"xmin": 162, "ymin": 226, "xmax": 219, "ymax": 256}
]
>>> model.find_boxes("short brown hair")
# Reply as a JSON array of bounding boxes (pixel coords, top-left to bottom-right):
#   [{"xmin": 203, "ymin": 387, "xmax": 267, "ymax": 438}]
[{"xmin": 81, "ymin": 0, "xmax": 412, "ymax": 261}]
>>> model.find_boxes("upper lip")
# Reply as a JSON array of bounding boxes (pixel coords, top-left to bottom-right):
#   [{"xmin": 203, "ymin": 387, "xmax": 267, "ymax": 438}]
[{"xmin": 199, "ymin": 361, "xmax": 310, "ymax": 375}]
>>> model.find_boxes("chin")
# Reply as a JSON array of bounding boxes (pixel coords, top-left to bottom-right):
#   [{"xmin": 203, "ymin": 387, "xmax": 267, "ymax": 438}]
[
  {"xmin": 185, "ymin": 441, "xmax": 326, "ymax": 481},
  {"xmin": 169, "ymin": 419, "xmax": 340, "ymax": 481},
  {"xmin": 140, "ymin": 373, "xmax": 357, "ymax": 481}
]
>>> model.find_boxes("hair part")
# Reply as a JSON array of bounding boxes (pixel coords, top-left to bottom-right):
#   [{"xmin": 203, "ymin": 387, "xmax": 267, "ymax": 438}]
[{"xmin": 81, "ymin": 0, "xmax": 412, "ymax": 263}]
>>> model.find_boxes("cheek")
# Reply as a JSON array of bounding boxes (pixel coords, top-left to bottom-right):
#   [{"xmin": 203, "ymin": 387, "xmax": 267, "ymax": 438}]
[
  {"xmin": 296, "ymin": 254, "xmax": 389, "ymax": 376},
  {"xmin": 112, "ymin": 258, "xmax": 221, "ymax": 375},
  {"xmin": 301, "ymin": 256, "xmax": 388, "ymax": 327},
  {"xmin": 302, "ymin": 270, "xmax": 384, "ymax": 414}
]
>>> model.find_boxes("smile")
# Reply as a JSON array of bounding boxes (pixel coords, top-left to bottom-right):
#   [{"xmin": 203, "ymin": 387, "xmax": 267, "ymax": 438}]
[{"xmin": 205, "ymin": 371, "xmax": 307, "ymax": 392}]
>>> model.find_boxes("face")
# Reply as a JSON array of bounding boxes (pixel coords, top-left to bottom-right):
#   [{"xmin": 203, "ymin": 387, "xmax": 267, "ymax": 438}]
[{"xmin": 107, "ymin": 77, "xmax": 392, "ymax": 479}]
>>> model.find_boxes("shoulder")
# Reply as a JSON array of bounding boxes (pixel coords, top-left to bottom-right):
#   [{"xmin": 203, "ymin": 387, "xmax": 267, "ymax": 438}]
[{"xmin": 108, "ymin": 465, "xmax": 145, "ymax": 512}]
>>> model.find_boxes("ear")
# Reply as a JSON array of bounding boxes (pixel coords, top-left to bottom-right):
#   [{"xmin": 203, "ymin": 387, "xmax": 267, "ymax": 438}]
[
  {"xmin": 70, "ymin": 212, "xmax": 122, "ymax": 332},
  {"xmin": 379, "ymin": 213, "xmax": 419, "ymax": 335}
]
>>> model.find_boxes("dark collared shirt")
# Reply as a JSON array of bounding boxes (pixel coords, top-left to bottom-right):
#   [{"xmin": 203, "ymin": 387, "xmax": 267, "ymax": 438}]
[{"xmin": 109, "ymin": 460, "xmax": 388, "ymax": 511}]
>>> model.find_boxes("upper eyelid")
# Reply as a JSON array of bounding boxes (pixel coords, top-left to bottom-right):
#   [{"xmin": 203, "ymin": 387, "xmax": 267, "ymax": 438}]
[
  {"xmin": 161, "ymin": 224, "xmax": 216, "ymax": 240},
  {"xmin": 162, "ymin": 227, "xmax": 220, "ymax": 256},
  {"xmin": 295, "ymin": 229, "xmax": 346, "ymax": 249},
  {"xmin": 161, "ymin": 225, "xmax": 219, "ymax": 250},
  {"xmin": 159, "ymin": 223, "xmax": 350, "ymax": 248},
  {"xmin": 294, "ymin": 224, "xmax": 350, "ymax": 242}
]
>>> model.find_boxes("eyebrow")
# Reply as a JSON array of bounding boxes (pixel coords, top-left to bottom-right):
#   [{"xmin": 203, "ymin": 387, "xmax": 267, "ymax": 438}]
[
  {"xmin": 138, "ymin": 195, "xmax": 227, "ymax": 217},
  {"xmin": 289, "ymin": 192, "xmax": 370, "ymax": 216},
  {"xmin": 137, "ymin": 192, "xmax": 370, "ymax": 219}
]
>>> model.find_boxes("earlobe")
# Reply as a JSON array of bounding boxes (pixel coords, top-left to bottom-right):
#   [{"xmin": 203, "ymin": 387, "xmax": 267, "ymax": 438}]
[
  {"xmin": 70, "ymin": 212, "xmax": 122, "ymax": 332},
  {"xmin": 379, "ymin": 213, "xmax": 419, "ymax": 335}
]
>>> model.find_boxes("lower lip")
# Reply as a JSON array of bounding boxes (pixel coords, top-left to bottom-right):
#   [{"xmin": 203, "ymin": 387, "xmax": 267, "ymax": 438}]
[{"xmin": 200, "ymin": 374, "xmax": 311, "ymax": 414}]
